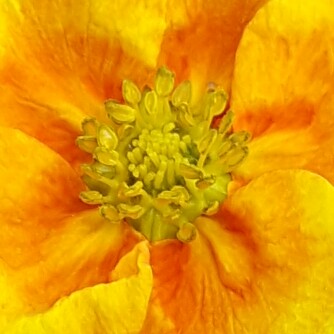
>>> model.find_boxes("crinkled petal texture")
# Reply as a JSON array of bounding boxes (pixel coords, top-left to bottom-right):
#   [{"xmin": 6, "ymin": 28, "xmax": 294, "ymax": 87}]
[
  {"xmin": 0, "ymin": 0, "xmax": 266, "ymax": 169},
  {"xmin": 141, "ymin": 170, "xmax": 334, "ymax": 333},
  {"xmin": 0, "ymin": 128, "xmax": 143, "ymax": 331},
  {"xmin": 3, "ymin": 242, "xmax": 153, "ymax": 334},
  {"xmin": 0, "ymin": 0, "xmax": 269, "ymax": 331},
  {"xmin": 231, "ymin": 0, "xmax": 334, "ymax": 185},
  {"xmin": 0, "ymin": 0, "xmax": 170, "ymax": 168},
  {"xmin": 158, "ymin": 0, "xmax": 267, "ymax": 96}
]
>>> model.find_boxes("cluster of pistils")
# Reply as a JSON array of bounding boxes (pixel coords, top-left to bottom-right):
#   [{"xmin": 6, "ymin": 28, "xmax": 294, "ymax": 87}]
[{"xmin": 76, "ymin": 66, "xmax": 250, "ymax": 243}]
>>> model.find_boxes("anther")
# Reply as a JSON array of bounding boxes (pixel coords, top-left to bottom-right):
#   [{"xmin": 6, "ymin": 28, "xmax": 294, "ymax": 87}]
[{"xmin": 77, "ymin": 66, "xmax": 249, "ymax": 243}]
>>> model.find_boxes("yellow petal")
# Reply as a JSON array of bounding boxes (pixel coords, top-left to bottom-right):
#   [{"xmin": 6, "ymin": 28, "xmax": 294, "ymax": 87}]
[
  {"xmin": 142, "ymin": 170, "xmax": 334, "ymax": 333},
  {"xmin": 0, "ymin": 0, "xmax": 170, "ymax": 166},
  {"xmin": 231, "ymin": 0, "xmax": 334, "ymax": 184},
  {"xmin": 3, "ymin": 242, "xmax": 152, "ymax": 333},
  {"xmin": 159, "ymin": 0, "xmax": 268, "ymax": 97},
  {"xmin": 0, "ymin": 126, "xmax": 84, "ymax": 221},
  {"xmin": 0, "ymin": 128, "xmax": 140, "ymax": 324},
  {"xmin": 0, "ymin": 0, "xmax": 268, "ymax": 168},
  {"xmin": 0, "ymin": 0, "xmax": 167, "ymax": 67},
  {"xmin": 223, "ymin": 170, "xmax": 334, "ymax": 333}
]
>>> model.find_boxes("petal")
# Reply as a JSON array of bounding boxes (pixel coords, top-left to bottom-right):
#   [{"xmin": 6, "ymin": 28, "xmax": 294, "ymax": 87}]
[
  {"xmin": 0, "ymin": 128, "xmax": 139, "ymax": 320},
  {"xmin": 142, "ymin": 170, "xmax": 334, "ymax": 333},
  {"xmin": 231, "ymin": 0, "xmax": 334, "ymax": 183},
  {"xmin": 1, "ymin": 211, "xmax": 140, "ymax": 320},
  {"xmin": 0, "ymin": 0, "xmax": 268, "ymax": 168},
  {"xmin": 159, "ymin": 0, "xmax": 267, "ymax": 97},
  {"xmin": 3, "ymin": 242, "xmax": 152, "ymax": 333},
  {"xmin": 0, "ymin": 126, "xmax": 84, "ymax": 220},
  {"xmin": 0, "ymin": 0, "xmax": 170, "ymax": 164}
]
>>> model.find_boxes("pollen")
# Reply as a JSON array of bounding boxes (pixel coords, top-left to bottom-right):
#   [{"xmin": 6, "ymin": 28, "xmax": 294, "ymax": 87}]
[{"xmin": 76, "ymin": 67, "xmax": 249, "ymax": 242}]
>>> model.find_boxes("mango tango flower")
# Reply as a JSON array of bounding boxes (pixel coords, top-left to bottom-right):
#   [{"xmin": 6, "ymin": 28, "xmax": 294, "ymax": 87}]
[{"xmin": 0, "ymin": 0, "xmax": 334, "ymax": 333}]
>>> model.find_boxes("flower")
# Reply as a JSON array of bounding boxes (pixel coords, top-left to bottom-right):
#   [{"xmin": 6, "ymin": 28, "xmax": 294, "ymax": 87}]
[
  {"xmin": 0, "ymin": 0, "xmax": 334, "ymax": 333},
  {"xmin": 77, "ymin": 66, "xmax": 250, "ymax": 243}
]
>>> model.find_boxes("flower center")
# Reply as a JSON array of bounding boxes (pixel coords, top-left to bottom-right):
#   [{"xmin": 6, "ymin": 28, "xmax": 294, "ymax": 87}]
[
  {"xmin": 76, "ymin": 67, "xmax": 249, "ymax": 243},
  {"xmin": 128, "ymin": 126, "xmax": 198, "ymax": 193}
]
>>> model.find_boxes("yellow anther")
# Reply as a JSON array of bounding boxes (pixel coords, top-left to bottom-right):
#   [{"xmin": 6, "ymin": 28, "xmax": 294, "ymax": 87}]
[
  {"xmin": 222, "ymin": 146, "xmax": 249, "ymax": 170},
  {"xmin": 122, "ymin": 79, "xmax": 141, "ymax": 106},
  {"xmin": 118, "ymin": 203, "xmax": 145, "ymax": 219},
  {"xmin": 91, "ymin": 162, "xmax": 115, "ymax": 178},
  {"xmin": 229, "ymin": 131, "xmax": 251, "ymax": 145},
  {"xmin": 76, "ymin": 135, "xmax": 97, "ymax": 153},
  {"xmin": 105, "ymin": 100, "xmax": 136, "ymax": 123},
  {"xmin": 217, "ymin": 140, "xmax": 233, "ymax": 157},
  {"xmin": 177, "ymin": 103, "xmax": 195, "ymax": 127},
  {"xmin": 94, "ymin": 147, "xmax": 119, "ymax": 166},
  {"xmin": 204, "ymin": 201, "xmax": 220, "ymax": 215},
  {"xmin": 77, "ymin": 66, "xmax": 249, "ymax": 243},
  {"xmin": 198, "ymin": 129, "xmax": 217, "ymax": 154},
  {"xmin": 118, "ymin": 181, "xmax": 144, "ymax": 199},
  {"xmin": 177, "ymin": 222, "xmax": 196, "ymax": 243},
  {"xmin": 100, "ymin": 205, "xmax": 120, "ymax": 222},
  {"xmin": 80, "ymin": 190, "xmax": 103, "ymax": 204},
  {"xmin": 172, "ymin": 80, "xmax": 191, "ymax": 106},
  {"xmin": 179, "ymin": 163, "xmax": 203, "ymax": 179},
  {"xmin": 198, "ymin": 129, "xmax": 218, "ymax": 168},
  {"xmin": 117, "ymin": 124, "xmax": 134, "ymax": 139},
  {"xmin": 82, "ymin": 118, "xmax": 98, "ymax": 136},
  {"xmin": 97, "ymin": 125, "xmax": 118, "ymax": 150},
  {"xmin": 207, "ymin": 90, "xmax": 228, "ymax": 119},
  {"xmin": 196, "ymin": 177, "xmax": 216, "ymax": 190},
  {"xmin": 218, "ymin": 110, "xmax": 234, "ymax": 135},
  {"xmin": 144, "ymin": 90, "xmax": 158, "ymax": 115},
  {"xmin": 157, "ymin": 186, "xmax": 190, "ymax": 207},
  {"xmin": 155, "ymin": 67, "xmax": 175, "ymax": 97}
]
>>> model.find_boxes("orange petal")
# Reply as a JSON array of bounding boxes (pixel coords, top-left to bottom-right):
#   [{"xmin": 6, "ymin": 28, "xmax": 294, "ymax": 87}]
[
  {"xmin": 0, "ymin": 0, "xmax": 268, "ymax": 167},
  {"xmin": 2, "ymin": 242, "xmax": 152, "ymax": 333},
  {"xmin": 159, "ymin": 0, "xmax": 268, "ymax": 97},
  {"xmin": 0, "ymin": 126, "xmax": 84, "ymax": 220},
  {"xmin": 0, "ymin": 127, "xmax": 139, "ymax": 321},
  {"xmin": 142, "ymin": 170, "xmax": 334, "ymax": 333},
  {"xmin": 0, "ymin": 0, "xmax": 170, "ymax": 165},
  {"xmin": 231, "ymin": 0, "xmax": 334, "ymax": 184}
]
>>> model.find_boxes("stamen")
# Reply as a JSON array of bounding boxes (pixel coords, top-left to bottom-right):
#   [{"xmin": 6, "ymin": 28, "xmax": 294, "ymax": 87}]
[{"xmin": 77, "ymin": 67, "xmax": 249, "ymax": 243}]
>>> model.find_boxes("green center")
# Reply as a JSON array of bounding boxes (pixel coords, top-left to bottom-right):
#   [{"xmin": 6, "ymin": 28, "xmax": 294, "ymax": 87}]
[
  {"xmin": 127, "ymin": 126, "xmax": 198, "ymax": 193},
  {"xmin": 76, "ymin": 67, "xmax": 249, "ymax": 242}
]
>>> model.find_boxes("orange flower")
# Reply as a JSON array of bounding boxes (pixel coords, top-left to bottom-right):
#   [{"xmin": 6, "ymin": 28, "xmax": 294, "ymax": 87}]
[{"xmin": 0, "ymin": 0, "xmax": 334, "ymax": 333}]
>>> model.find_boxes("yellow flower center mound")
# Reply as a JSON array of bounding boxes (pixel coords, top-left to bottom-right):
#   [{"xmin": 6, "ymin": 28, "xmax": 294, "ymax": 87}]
[{"xmin": 76, "ymin": 67, "xmax": 249, "ymax": 242}]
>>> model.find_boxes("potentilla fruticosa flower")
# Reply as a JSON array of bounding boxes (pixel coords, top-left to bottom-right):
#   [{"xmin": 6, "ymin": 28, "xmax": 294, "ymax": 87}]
[{"xmin": 0, "ymin": 0, "xmax": 334, "ymax": 333}]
